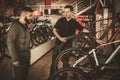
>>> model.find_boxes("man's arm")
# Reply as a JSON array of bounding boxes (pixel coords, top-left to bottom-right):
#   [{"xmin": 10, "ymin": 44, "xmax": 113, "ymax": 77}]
[
  {"xmin": 53, "ymin": 28, "xmax": 67, "ymax": 43},
  {"xmin": 7, "ymin": 23, "xmax": 19, "ymax": 62}
]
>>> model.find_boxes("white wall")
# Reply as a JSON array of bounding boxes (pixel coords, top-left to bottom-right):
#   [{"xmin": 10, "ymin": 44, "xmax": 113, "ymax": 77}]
[{"xmin": 30, "ymin": 39, "xmax": 55, "ymax": 64}]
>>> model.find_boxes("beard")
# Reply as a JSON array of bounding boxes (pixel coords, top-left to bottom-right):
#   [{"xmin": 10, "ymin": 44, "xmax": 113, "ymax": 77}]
[{"xmin": 24, "ymin": 17, "xmax": 32, "ymax": 24}]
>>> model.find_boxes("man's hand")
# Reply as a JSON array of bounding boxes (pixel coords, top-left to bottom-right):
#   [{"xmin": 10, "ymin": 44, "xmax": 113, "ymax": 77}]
[
  {"xmin": 96, "ymin": 39, "xmax": 105, "ymax": 44},
  {"xmin": 59, "ymin": 37, "xmax": 67, "ymax": 43},
  {"xmin": 13, "ymin": 60, "xmax": 20, "ymax": 67}
]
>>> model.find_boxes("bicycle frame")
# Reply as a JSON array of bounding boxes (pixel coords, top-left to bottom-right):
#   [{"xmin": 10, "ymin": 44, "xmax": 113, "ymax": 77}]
[
  {"xmin": 72, "ymin": 40, "xmax": 120, "ymax": 71},
  {"xmin": 87, "ymin": 12, "xmax": 120, "ymax": 42}
]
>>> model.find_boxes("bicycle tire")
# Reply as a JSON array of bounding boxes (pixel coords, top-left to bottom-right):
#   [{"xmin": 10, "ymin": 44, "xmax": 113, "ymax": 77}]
[
  {"xmin": 50, "ymin": 67, "xmax": 90, "ymax": 80},
  {"xmin": 30, "ymin": 41, "xmax": 33, "ymax": 49},
  {"xmin": 30, "ymin": 36, "xmax": 40, "ymax": 46},
  {"xmin": 54, "ymin": 48, "xmax": 95, "ymax": 72},
  {"xmin": 45, "ymin": 26, "xmax": 53, "ymax": 40},
  {"xmin": 30, "ymin": 31, "xmax": 40, "ymax": 46}
]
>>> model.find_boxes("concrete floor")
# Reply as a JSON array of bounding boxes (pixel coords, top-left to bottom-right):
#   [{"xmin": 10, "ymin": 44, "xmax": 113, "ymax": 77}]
[
  {"xmin": 0, "ymin": 49, "xmax": 120, "ymax": 80},
  {"xmin": 28, "ymin": 50, "xmax": 53, "ymax": 80}
]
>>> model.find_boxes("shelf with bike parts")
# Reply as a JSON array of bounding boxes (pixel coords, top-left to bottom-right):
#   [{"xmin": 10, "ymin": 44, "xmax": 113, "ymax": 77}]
[{"xmin": 30, "ymin": 14, "xmax": 55, "ymax": 64}]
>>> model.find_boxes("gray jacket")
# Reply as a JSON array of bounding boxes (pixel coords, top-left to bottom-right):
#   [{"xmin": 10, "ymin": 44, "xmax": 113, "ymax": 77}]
[{"xmin": 7, "ymin": 21, "xmax": 31, "ymax": 62}]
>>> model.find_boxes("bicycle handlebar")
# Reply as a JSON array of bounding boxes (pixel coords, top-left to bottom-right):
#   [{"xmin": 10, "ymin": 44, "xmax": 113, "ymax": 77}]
[{"xmin": 59, "ymin": 32, "xmax": 91, "ymax": 50}]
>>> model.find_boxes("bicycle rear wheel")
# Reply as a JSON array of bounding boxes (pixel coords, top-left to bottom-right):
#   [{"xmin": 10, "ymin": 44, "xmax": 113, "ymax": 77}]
[{"xmin": 50, "ymin": 67, "xmax": 90, "ymax": 80}]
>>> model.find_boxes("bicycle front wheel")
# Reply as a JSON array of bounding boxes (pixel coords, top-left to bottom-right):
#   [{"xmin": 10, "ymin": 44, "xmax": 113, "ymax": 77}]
[
  {"xmin": 54, "ymin": 48, "xmax": 95, "ymax": 72},
  {"xmin": 50, "ymin": 67, "xmax": 90, "ymax": 80}
]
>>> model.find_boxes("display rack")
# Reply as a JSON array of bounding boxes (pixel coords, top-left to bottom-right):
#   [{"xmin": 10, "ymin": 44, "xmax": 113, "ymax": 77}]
[{"xmin": 30, "ymin": 38, "xmax": 55, "ymax": 64}]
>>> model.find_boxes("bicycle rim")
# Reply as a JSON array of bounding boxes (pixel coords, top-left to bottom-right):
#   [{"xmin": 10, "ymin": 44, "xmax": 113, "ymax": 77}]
[{"xmin": 50, "ymin": 67, "xmax": 89, "ymax": 80}]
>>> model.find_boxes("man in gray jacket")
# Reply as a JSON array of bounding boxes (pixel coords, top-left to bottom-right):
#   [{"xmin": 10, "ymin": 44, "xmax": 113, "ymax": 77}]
[{"xmin": 7, "ymin": 7, "xmax": 33, "ymax": 80}]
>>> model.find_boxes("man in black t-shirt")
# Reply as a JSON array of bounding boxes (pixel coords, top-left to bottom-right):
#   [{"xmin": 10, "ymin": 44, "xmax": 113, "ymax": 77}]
[
  {"xmin": 48, "ymin": 5, "xmax": 87, "ymax": 79},
  {"xmin": 54, "ymin": 17, "xmax": 83, "ymax": 46},
  {"xmin": 53, "ymin": 5, "xmax": 84, "ymax": 46}
]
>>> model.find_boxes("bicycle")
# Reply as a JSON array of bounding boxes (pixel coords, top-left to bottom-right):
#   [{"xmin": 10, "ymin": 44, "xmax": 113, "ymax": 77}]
[
  {"xmin": 50, "ymin": 40, "xmax": 120, "ymax": 80},
  {"xmin": 54, "ymin": 32, "xmax": 97, "ymax": 70},
  {"xmin": 30, "ymin": 17, "xmax": 54, "ymax": 48},
  {"xmin": 53, "ymin": 12, "xmax": 120, "ymax": 72}
]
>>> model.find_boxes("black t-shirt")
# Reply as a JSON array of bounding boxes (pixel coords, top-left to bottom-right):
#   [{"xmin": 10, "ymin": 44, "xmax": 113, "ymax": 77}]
[{"xmin": 54, "ymin": 17, "xmax": 83, "ymax": 46}]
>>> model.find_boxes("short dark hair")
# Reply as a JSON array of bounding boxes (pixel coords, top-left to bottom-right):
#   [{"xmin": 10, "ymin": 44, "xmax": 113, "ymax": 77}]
[
  {"xmin": 64, "ymin": 5, "xmax": 73, "ymax": 11},
  {"xmin": 14, "ymin": 6, "xmax": 33, "ymax": 16},
  {"xmin": 20, "ymin": 7, "xmax": 34, "ymax": 13}
]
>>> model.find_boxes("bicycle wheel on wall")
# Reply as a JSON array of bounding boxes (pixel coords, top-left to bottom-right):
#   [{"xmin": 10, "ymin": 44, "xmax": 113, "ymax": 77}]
[{"xmin": 50, "ymin": 67, "xmax": 90, "ymax": 80}]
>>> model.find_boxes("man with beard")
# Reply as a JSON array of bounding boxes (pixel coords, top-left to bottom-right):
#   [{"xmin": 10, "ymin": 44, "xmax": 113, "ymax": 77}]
[{"xmin": 7, "ymin": 7, "xmax": 33, "ymax": 80}]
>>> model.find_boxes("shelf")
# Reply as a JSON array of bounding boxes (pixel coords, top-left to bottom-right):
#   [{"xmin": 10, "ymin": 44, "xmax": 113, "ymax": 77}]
[{"xmin": 30, "ymin": 39, "xmax": 55, "ymax": 64}]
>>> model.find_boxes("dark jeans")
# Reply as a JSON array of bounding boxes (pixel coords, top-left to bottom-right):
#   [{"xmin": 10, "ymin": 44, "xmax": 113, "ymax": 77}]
[
  {"xmin": 49, "ymin": 43, "xmax": 72, "ymax": 77},
  {"xmin": 49, "ymin": 45, "xmax": 60, "ymax": 76},
  {"xmin": 13, "ymin": 56, "xmax": 30, "ymax": 80}
]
